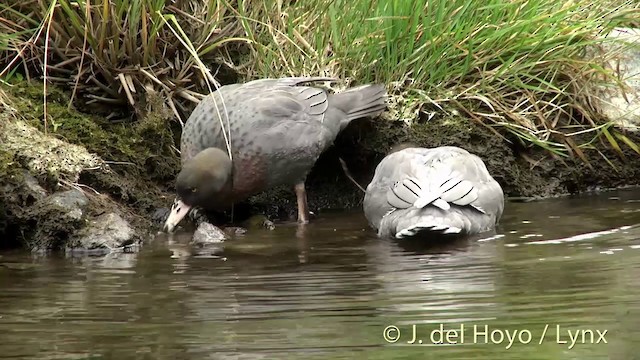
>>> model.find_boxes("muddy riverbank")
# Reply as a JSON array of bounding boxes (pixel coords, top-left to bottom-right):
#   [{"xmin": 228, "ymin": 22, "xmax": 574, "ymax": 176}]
[{"xmin": 1, "ymin": 82, "xmax": 640, "ymax": 251}]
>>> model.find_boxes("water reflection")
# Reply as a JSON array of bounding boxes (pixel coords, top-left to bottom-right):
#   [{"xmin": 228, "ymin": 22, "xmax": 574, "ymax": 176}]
[{"xmin": 0, "ymin": 189, "xmax": 639, "ymax": 359}]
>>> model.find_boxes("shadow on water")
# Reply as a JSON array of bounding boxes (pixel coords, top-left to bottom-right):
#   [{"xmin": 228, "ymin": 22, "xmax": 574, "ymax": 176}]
[
  {"xmin": 390, "ymin": 231, "xmax": 495, "ymax": 256},
  {"xmin": 1, "ymin": 188, "xmax": 640, "ymax": 359}
]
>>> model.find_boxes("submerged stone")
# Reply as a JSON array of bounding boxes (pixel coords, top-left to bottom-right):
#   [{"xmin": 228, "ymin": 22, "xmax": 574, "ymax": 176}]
[
  {"xmin": 243, "ymin": 214, "xmax": 276, "ymax": 231},
  {"xmin": 224, "ymin": 227, "xmax": 248, "ymax": 236}
]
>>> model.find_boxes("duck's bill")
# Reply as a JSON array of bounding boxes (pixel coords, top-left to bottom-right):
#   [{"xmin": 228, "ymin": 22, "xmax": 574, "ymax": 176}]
[{"xmin": 163, "ymin": 199, "xmax": 192, "ymax": 233}]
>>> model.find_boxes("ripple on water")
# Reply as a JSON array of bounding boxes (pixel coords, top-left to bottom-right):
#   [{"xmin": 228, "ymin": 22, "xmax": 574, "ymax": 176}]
[{"xmin": 1, "ymin": 189, "xmax": 640, "ymax": 359}]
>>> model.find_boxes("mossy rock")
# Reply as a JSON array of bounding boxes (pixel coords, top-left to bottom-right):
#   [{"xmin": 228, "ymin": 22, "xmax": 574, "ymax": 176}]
[
  {"xmin": 8, "ymin": 83, "xmax": 180, "ymax": 183},
  {"xmin": 3, "ymin": 83, "xmax": 177, "ymax": 212},
  {"xmin": 0, "ymin": 83, "xmax": 178, "ymax": 250}
]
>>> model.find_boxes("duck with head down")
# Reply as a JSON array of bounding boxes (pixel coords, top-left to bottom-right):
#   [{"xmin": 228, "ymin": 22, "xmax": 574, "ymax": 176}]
[
  {"xmin": 363, "ymin": 144, "xmax": 504, "ymax": 240},
  {"xmin": 166, "ymin": 148, "xmax": 233, "ymax": 229},
  {"xmin": 163, "ymin": 77, "xmax": 387, "ymax": 233}
]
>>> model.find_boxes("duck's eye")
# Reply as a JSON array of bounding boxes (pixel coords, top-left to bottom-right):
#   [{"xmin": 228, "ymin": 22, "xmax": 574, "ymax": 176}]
[{"xmin": 191, "ymin": 188, "xmax": 198, "ymax": 193}]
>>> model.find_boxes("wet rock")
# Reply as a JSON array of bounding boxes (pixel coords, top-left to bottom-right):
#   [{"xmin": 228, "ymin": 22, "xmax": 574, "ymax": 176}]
[
  {"xmin": 192, "ymin": 221, "xmax": 228, "ymax": 245},
  {"xmin": 224, "ymin": 226, "xmax": 248, "ymax": 236},
  {"xmin": 151, "ymin": 207, "xmax": 170, "ymax": 227},
  {"xmin": 44, "ymin": 189, "xmax": 89, "ymax": 222},
  {"xmin": 191, "ymin": 221, "xmax": 228, "ymax": 258},
  {"xmin": 21, "ymin": 170, "xmax": 47, "ymax": 201},
  {"xmin": 20, "ymin": 189, "xmax": 90, "ymax": 251},
  {"xmin": 0, "ymin": 170, "xmax": 46, "ymax": 238},
  {"xmin": 68, "ymin": 212, "xmax": 137, "ymax": 255}
]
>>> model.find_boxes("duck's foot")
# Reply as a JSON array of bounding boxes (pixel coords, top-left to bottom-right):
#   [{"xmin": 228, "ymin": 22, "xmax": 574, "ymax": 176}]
[{"xmin": 294, "ymin": 181, "xmax": 310, "ymax": 224}]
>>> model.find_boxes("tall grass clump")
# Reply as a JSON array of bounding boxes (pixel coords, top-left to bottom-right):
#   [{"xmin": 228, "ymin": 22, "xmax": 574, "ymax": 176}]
[
  {"xmin": 0, "ymin": 0, "xmax": 248, "ymax": 124},
  {"xmin": 238, "ymin": 0, "xmax": 640, "ymax": 161}
]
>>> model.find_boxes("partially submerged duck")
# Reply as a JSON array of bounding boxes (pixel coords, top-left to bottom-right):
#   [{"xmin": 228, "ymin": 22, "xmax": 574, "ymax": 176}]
[{"xmin": 363, "ymin": 145, "xmax": 504, "ymax": 239}]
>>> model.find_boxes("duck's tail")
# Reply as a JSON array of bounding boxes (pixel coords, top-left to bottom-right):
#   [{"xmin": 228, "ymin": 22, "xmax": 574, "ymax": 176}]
[
  {"xmin": 394, "ymin": 221, "xmax": 463, "ymax": 239},
  {"xmin": 329, "ymin": 84, "xmax": 387, "ymax": 131},
  {"xmin": 379, "ymin": 207, "xmax": 477, "ymax": 240}
]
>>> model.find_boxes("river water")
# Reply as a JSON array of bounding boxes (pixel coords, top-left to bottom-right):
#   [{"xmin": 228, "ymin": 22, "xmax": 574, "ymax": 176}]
[{"xmin": 1, "ymin": 188, "xmax": 640, "ymax": 359}]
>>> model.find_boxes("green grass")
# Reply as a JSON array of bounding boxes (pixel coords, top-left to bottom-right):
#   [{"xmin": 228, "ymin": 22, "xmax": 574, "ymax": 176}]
[
  {"xmin": 237, "ymin": 0, "xmax": 640, "ymax": 160},
  {"xmin": 1, "ymin": 0, "xmax": 639, "ymax": 162},
  {"xmin": 1, "ymin": 0, "xmax": 246, "ymax": 124}
]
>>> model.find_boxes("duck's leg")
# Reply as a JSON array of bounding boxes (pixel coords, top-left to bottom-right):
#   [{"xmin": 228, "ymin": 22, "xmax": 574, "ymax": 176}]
[{"xmin": 294, "ymin": 181, "xmax": 310, "ymax": 224}]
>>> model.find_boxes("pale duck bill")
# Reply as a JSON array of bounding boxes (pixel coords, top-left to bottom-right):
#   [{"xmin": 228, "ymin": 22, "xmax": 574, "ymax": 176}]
[{"xmin": 163, "ymin": 198, "xmax": 192, "ymax": 233}]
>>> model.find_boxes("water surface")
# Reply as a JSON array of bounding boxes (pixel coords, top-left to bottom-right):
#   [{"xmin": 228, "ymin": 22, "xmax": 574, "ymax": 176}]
[{"xmin": 1, "ymin": 189, "xmax": 640, "ymax": 359}]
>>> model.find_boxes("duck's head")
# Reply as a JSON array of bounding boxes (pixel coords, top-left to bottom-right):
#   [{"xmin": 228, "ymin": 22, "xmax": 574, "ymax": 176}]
[{"xmin": 163, "ymin": 147, "xmax": 232, "ymax": 233}]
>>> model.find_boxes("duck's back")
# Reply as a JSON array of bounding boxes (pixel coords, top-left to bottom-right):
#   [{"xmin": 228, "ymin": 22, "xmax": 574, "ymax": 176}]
[
  {"xmin": 364, "ymin": 146, "xmax": 504, "ymax": 239},
  {"xmin": 179, "ymin": 78, "xmax": 345, "ymax": 202}
]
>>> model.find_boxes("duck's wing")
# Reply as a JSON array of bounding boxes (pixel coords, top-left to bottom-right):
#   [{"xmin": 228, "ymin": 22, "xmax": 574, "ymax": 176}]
[
  {"xmin": 385, "ymin": 147, "xmax": 499, "ymax": 214},
  {"xmin": 363, "ymin": 151, "xmax": 414, "ymax": 230},
  {"xmin": 180, "ymin": 78, "xmax": 338, "ymax": 161},
  {"xmin": 243, "ymin": 77, "xmax": 338, "ymax": 89},
  {"xmin": 249, "ymin": 77, "xmax": 338, "ymax": 122},
  {"xmin": 248, "ymin": 77, "xmax": 385, "ymax": 131},
  {"xmin": 253, "ymin": 86, "xmax": 330, "ymax": 125},
  {"xmin": 438, "ymin": 148, "xmax": 504, "ymax": 219}
]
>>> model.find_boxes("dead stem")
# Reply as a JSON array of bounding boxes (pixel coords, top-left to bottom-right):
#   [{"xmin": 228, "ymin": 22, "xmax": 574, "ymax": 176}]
[
  {"xmin": 338, "ymin": 157, "xmax": 365, "ymax": 193},
  {"xmin": 42, "ymin": 0, "xmax": 57, "ymax": 135}
]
